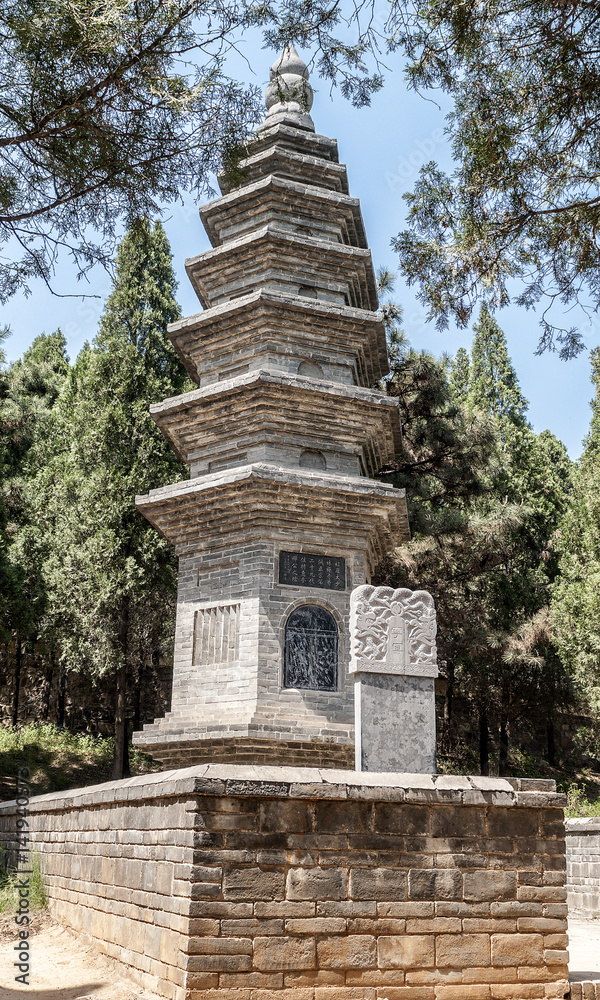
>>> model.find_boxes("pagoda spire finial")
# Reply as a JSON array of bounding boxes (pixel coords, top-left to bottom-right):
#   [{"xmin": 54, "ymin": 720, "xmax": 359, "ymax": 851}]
[{"xmin": 262, "ymin": 45, "xmax": 315, "ymax": 132}]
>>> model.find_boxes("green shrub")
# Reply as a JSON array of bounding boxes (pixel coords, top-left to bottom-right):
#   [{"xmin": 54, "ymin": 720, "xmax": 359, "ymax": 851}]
[
  {"xmin": 0, "ymin": 851, "xmax": 47, "ymax": 914},
  {"xmin": 565, "ymin": 782, "xmax": 600, "ymax": 818},
  {"xmin": 0, "ymin": 722, "xmax": 160, "ymax": 796}
]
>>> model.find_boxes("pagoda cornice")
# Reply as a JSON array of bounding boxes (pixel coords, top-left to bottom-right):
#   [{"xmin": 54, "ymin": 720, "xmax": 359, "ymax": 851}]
[
  {"xmin": 185, "ymin": 224, "xmax": 378, "ymax": 311},
  {"xmin": 135, "ymin": 462, "xmax": 409, "ymax": 564},
  {"xmin": 166, "ymin": 289, "xmax": 389, "ymax": 386},
  {"xmin": 148, "ymin": 369, "xmax": 402, "ymax": 478},
  {"xmin": 218, "ymin": 143, "xmax": 350, "ymax": 197},
  {"xmin": 200, "ymin": 174, "xmax": 367, "ymax": 249},
  {"xmin": 249, "ymin": 122, "xmax": 339, "ymax": 160}
]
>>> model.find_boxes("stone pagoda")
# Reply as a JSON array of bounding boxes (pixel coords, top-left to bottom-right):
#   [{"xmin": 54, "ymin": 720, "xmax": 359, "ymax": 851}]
[{"xmin": 132, "ymin": 47, "xmax": 410, "ymax": 769}]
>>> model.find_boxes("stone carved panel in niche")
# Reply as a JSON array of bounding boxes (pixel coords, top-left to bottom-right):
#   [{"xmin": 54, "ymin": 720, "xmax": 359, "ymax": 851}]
[
  {"xmin": 350, "ymin": 585, "xmax": 438, "ymax": 678},
  {"xmin": 279, "ymin": 550, "xmax": 346, "ymax": 591},
  {"xmin": 283, "ymin": 605, "xmax": 337, "ymax": 691},
  {"xmin": 298, "ymin": 359, "xmax": 324, "ymax": 379},
  {"xmin": 299, "ymin": 448, "xmax": 326, "ymax": 470},
  {"xmin": 193, "ymin": 603, "xmax": 240, "ymax": 665}
]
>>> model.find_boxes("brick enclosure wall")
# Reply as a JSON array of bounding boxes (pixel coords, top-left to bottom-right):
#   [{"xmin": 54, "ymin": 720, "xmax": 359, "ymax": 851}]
[
  {"xmin": 565, "ymin": 818, "xmax": 600, "ymax": 917},
  {"xmin": 0, "ymin": 766, "xmax": 569, "ymax": 1000}
]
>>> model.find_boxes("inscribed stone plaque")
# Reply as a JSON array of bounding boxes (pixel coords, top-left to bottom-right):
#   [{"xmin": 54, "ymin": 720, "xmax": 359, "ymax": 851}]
[{"xmin": 279, "ymin": 550, "xmax": 346, "ymax": 591}]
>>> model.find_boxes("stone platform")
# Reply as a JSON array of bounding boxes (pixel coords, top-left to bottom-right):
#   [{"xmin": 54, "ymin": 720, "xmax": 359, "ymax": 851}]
[{"xmin": 0, "ymin": 765, "xmax": 570, "ymax": 1000}]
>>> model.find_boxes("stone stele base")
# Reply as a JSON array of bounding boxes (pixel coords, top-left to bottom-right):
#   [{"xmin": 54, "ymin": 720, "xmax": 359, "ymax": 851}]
[{"xmin": 0, "ymin": 766, "xmax": 570, "ymax": 1000}]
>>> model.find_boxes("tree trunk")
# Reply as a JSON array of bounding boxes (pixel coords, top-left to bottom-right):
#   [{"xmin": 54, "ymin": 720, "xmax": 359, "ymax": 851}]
[
  {"xmin": 443, "ymin": 661, "xmax": 455, "ymax": 749},
  {"xmin": 498, "ymin": 682, "xmax": 510, "ymax": 776},
  {"xmin": 40, "ymin": 648, "xmax": 55, "ymax": 722},
  {"xmin": 499, "ymin": 716, "xmax": 509, "ymax": 776},
  {"xmin": 11, "ymin": 635, "xmax": 22, "ymax": 726},
  {"xmin": 133, "ymin": 645, "xmax": 145, "ymax": 735},
  {"xmin": 546, "ymin": 719, "xmax": 556, "ymax": 766},
  {"xmin": 133, "ymin": 670, "xmax": 142, "ymax": 735},
  {"xmin": 112, "ymin": 597, "xmax": 130, "ymax": 781},
  {"xmin": 479, "ymin": 706, "xmax": 490, "ymax": 776},
  {"xmin": 56, "ymin": 668, "xmax": 66, "ymax": 727}
]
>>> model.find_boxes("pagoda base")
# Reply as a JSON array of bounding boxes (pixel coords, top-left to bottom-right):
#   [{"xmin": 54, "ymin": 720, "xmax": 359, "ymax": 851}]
[{"xmin": 139, "ymin": 734, "xmax": 354, "ymax": 769}]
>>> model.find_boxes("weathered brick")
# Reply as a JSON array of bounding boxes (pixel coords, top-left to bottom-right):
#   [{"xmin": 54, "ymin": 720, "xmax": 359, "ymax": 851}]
[
  {"xmin": 374, "ymin": 990, "xmax": 435, "ymax": 1000},
  {"xmin": 187, "ymin": 953, "xmax": 252, "ymax": 972},
  {"xmin": 259, "ymin": 801, "xmax": 312, "ymax": 834},
  {"xmin": 436, "ymin": 933, "xmax": 491, "ymax": 967},
  {"xmin": 253, "ymin": 936, "xmax": 316, "ymax": 971},
  {"xmin": 431, "ymin": 807, "xmax": 486, "ymax": 839},
  {"xmin": 255, "ymin": 901, "xmax": 315, "ymax": 918},
  {"xmin": 434, "ymin": 985, "xmax": 491, "ymax": 999},
  {"xmin": 405, "ymin": 917, "xmax": 461, "ymax": 934},
  {"xmin": 464, "ymin": 870, "xmax": 516, "ymax": 902},
  {"xmin": 284, "ymin": 971, "xmax": 345, "ymax": 987},
  {"xmin": 222, "ymin": 919, "xmax": 283, "ymax": 936},
  {"xmin": 373, "ymin": 804, "xmax": 431, "ymax": 836},
  {"xmin": 543, "ymin": 949, "xmax": 568, "ymax": 966},
  {"xmin": 490, "ymin": 987, "xmax": 544, "ymax": 999},
  {"xmin": 378, "ymin": 935, "xmax": 435, "ymax": 969},
  {"xmin": 349, "ymin": 868, "xmax": 407, "ymax": 901},
  {"xmin": 315, "ymin": 801, "xmax": 372, "ymax": 833},
  {"xmin": 223, "ymin": 867, "xmax": 285, "ymax": 901},
  {"xmin": 317, "ymin": 935, "xmax": 377, "ymax": 968},
  {"xmin": 487, "ymin": 809, "xmax": 540, "ymax": 839},
  {"xmin": 491, "ymin": 933, "xmax": 544, "ymax": 967},
  {"xmin": 408, "ymin": 869, "xmax": 462, "ymax": 901},
  {"xmin": 220, "ymin": 972, "xmax": 284, "ymax": 988},
  {"xmin": 287, "ymin": 917, "xmax": 346, "ymax": 934},
  {"xmin": 377, "ymin": 902, "xmax": 434, "ymax": 918},
  {"xmin": 287, "ymin": 867, "xmax": 347, "ymax": 901},
  {"xmin": 517, "ymin": 918, "xmax": 566, "ymax": 934},
  {"xmin": 543, "ymin": 934, "xmax": 568, "ymax": 949},
  {"xmin": 188, "ymin": 937, "xmax": 252, "ymax": 955}
]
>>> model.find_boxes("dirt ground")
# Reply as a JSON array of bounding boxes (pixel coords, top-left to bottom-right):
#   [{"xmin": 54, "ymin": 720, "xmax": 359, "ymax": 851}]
[{"xmin": 0, "ymin": 912, "xmax": 160, "ymax": 999}]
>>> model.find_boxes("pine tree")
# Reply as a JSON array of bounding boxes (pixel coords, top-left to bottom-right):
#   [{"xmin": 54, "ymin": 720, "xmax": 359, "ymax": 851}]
[{"xmin": 40, "ymin": 218, "xmax": 190, "ymax": 778}]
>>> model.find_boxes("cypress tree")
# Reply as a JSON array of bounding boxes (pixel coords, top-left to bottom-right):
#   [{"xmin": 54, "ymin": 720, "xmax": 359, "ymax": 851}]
[
  {"xmin": 468, "ymin": 304, "xmax": 528, "ymax": 429},
  {"xmin": 41, "ymin": 218, "xmax": 190, "ymax": 777},
  {"xmin": 449, "ymin": 346, "xmax": 470, "ymax": 405},
  {"xmin": 0, "ymin": 329, "xmax": 70, "ymax": 722}
]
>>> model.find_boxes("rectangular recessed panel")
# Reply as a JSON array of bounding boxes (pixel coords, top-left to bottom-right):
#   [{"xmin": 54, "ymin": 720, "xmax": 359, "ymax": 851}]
[
  {"xmin": 279, "ymin": 550, "xmax": 346, "ymax": 591},
  {"xmin": 193, "ymin": 604, "xmax": 240, "ymax": 665}
]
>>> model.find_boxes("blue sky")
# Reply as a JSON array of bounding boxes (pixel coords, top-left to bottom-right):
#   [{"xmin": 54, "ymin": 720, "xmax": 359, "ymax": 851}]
[{"xmin": 2, "ymin": 29, "xmax": 595, "ymax": 459}]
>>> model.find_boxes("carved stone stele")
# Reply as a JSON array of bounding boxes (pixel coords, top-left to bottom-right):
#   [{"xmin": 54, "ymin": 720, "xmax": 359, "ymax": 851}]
[
  {"xmin": 350, "ymin": 585, "xmax": 438, "ymax": 774},
  {"xmin": 349, "ymin": 585, "xmax": 438, "ymax": 678}
]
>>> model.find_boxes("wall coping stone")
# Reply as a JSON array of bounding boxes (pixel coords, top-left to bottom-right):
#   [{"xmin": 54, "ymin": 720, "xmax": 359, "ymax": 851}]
[
  {"xmin": 0, "ymin": 764, "xmax": 565, "ymax": 813},
  {"xmin": 566, "ymin": 817, "xmax": 600, "ymax": 832}
]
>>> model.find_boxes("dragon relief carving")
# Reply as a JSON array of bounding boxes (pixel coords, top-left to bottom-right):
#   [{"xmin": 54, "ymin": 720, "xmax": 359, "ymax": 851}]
[{"xmin": 349, "ymin": 585, "xmax": 438, "ymax": 678}]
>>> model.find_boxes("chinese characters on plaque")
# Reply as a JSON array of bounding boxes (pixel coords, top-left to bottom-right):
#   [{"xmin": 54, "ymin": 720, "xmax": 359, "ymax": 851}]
[{"xmin": 279, "ymin": 550, "xmax": 346, "ymax": 591}]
